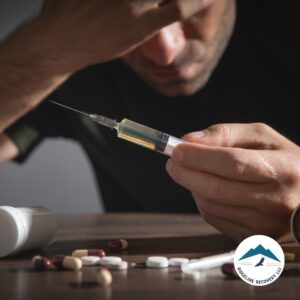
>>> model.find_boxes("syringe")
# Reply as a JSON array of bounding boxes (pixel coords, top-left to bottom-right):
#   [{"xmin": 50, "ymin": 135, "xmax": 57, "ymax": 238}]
[{"xmin": 50, "ymin": 101, "xmax": 183, "ymax": 156}]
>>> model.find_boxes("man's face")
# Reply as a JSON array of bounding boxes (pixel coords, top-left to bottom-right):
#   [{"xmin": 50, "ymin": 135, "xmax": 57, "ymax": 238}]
[{"xmin": 122, "ymin": 0, "xmax": 236, "ymax": 97}]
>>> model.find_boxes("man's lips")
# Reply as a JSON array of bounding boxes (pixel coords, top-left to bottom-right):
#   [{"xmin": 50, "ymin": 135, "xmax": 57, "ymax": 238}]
[{"xmin": 145, "ymin": 64, "xmax": 196, "ymax": 83}]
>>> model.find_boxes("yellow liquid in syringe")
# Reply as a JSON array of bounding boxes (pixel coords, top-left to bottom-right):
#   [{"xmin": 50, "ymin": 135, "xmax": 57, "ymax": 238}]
[{"xmin": 116, "ymin": 119, "xmax": 163, "ymax": 151}]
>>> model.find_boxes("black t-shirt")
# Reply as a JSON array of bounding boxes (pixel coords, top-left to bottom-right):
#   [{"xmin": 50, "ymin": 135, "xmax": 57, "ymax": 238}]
[{"xmin": 5, "ymin": 0, "xmax": 300, "ymax": 212}]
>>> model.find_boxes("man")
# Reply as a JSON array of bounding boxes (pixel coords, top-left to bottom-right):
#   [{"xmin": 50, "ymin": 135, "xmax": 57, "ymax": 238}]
[{"xmin": 0, "ymin": 0, "xmax": 300, "ymax": 243}]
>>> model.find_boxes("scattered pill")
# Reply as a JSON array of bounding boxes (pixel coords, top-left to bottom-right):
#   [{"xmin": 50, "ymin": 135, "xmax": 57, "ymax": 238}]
[
  {"xmin": 81, "ymin": 256, "xmax": 101, "ymax": 266},
  {"xmin": 52, "ymin": 255, "xmax": 83, "ymax": 271},
  {"xmin": 106, "ymin": 261, "xmax": 128, "ymax": 271},
  {"xmin": 284, "ymin": 252, "xmax": 296, "ymax": 262},
  {"xmin": 221, "ymin": 263, "xmax": 238, "ymax": 278},
  {"xmin": 181, "ymin": 263, "xmax": 203, "ymax": 280},
  {"xmin": 169, "ymin": 258, "xmax": 190, "ymax": 267},
  {"xmin": 107, "ymin": 239, "xmax": 128, "ymax": 252},
  {"xmin": 96, "ymin": 268, "xmax": 113, "ymax": 287},
  {"xmin": 146, "ymin": 256, "xmax": 169, "ymax": 268},
  {"xmin": 72, "ymin": 249, "xmax": 106, "ymax": 258},
  {"xmin": 181, "ymin": 270, "xmax": 202, "ymax": 280},
  {"xmin": 32, "ymin": 256, "xmax": 52, "ymax": 271},
  {"xmin": 181, "ymin": 262, "xmax": 203, "ymax": 280},
  {"xmin": 129, "ymin": 262, "xmax": 147, "ymax": 269},
  {"xmin": 99, "ymin": 256, "xmax": 122, "ymax": 266}
]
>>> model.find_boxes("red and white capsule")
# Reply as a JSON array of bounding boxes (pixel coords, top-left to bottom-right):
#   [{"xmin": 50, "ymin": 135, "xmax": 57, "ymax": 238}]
[
  {"xmin": 32, "ymin": 256, "xmax": 52, "ymax": 271},
  {"xmin": 72, "ymin": 249, "xmax": 106, "ymax": 258},
  {"xmin": 221, "ymin": 263, "xmax": 238, "ymax": 278},
  {"xmin": 52, "ymin": 255, "xmax": 83, "ymax": 271},
  {"xmin": 107, "ymin": 239, "xmax": 128, "ymax": 252}
]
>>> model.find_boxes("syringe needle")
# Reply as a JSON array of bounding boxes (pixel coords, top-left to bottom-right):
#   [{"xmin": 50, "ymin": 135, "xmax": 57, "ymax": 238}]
[
  {"xmin": 50, "ymin": 100, "xmax": 90, "ymax": 117},
  {"xmin": 89, "ymin": 114, "xmax": 118, "ymax": 130},
  {"xmin": 50, "ymin": 100, "xmax": 118, "ymax": 130}
]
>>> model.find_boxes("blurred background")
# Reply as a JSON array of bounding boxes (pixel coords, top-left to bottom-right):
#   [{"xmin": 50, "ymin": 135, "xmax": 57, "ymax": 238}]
[{"xmin": 0, "ymin": 0, "xmax": 103, "ymax": 213}]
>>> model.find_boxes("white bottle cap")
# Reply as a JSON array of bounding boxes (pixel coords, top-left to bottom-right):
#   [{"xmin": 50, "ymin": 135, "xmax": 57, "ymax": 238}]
[{"xmin": 0, "ymin": 206, "xmax": 28, "ymax": 258}]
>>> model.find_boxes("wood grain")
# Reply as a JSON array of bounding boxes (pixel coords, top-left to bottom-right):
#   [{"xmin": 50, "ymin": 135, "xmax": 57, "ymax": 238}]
[{"xmin": 0, "ymin": 213, "xmax": 299, "ymax": 300}]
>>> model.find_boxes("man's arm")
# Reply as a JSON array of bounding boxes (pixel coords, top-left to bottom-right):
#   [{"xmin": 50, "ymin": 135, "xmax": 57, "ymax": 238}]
[
  {"xmin": 0, "ymin": 19, "xmax": 71, "ymax": 136},
  {"xmin": 0, "ymin": 0, "xmax": 211, "ymax": 162},
  {"xmin": 0, "ymin": 18, "xmax": 71, "ymax": 163}
]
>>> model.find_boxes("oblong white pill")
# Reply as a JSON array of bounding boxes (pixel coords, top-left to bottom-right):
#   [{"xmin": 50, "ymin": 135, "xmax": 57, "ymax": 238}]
[
  {"xmin": 99, "ymin": 256, "xmax": 122, "ymax": 266},
  {"xmin": 181, "ymin": 263, "xmax": 204, "ymax": 280},
  {"xmin": 106, "ymin": 261, "xmax": 128, "ymax": 271},
  {"xmin": 182, "ymin": 270, "xmax": 202, "ymax": 280},
  {"xmin": 169, "ymin": 258, "xmax": 189, "ymax": 267},
  {"xmin": 146, "ymin": 256, "xmax": 169, "ymax": 268},
  {"xmin": 81, "ymin": 256, "xmax": 101, "ymax": 266}
]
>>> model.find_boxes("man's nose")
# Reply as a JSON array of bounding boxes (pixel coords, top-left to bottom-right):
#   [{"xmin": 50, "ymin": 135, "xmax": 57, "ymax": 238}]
[{"xmin": 140, "ymin": 22, "xmax": 186, "ymax": 66}]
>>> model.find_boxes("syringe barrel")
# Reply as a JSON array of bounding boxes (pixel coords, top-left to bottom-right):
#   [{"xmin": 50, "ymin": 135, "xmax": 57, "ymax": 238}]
[
  {"xmin": 116, "ymin": 119, "xmax": 183, "ymax": 156},
  {"xmin": 163, "ymin": 136, "xmax": 184, "ymax": 156}
]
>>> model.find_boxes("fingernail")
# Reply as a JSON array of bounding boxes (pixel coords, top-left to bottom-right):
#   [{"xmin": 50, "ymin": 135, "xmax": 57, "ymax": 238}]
[
  {"xmin": 184, "ymin": 131, "xmax": 206, "ymax": 143},
  {"xmin": 193, "ymin": 131, "xmax": 206, "ymax": 139},
  {"xmin": 172, "ymin": 148, "xmax": 183, "ymax": 162},
  {"xmin": 166, "ymin": 159, "xmax": 174, "ymax": 173}
]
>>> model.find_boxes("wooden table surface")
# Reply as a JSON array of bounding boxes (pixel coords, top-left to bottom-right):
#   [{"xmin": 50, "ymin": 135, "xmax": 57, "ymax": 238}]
[{"xmin": 0, "ymin": 213, "xmax": 300, "ymax": 300}]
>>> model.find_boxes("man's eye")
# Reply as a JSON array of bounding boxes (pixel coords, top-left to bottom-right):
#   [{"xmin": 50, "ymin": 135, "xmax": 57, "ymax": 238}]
[{"xmin": 182, "ymin": 15, "xmax": 202, "ymax": 36}]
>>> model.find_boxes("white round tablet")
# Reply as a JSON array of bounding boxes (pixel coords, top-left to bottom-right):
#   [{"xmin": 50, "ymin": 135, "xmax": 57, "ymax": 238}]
[
  {"xmin": 169, "ymin": 258, "xmax": 189, "ymax": 267},
  {"xmin": 106, "ymin": 261, "xmax": 128, "ymax": 271},
  {"xmin": 99, "ymin": 256, "xmax": 122, "ymax": 266},
  {"xmin": 81, "ymin": 256, "xmax": 101, "ymax": 266},
  {"xmin": 146, "ymin": 256, "xmax": 169, "ymax": 268}
]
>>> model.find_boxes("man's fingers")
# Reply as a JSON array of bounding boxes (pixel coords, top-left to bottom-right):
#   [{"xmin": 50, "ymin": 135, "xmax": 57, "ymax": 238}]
[
  {"xmin": 193, "ymin": 193, "xmax": 256, "ymax": 225},
  {"xmin": 144, "ymin": 0, "xmax": 214, "ymax": 32},
  {"xmin": 201, "ymin": 214, "xmax": 252, "ymax": 243},
  {"xmin": 193, "ymin": 194, "xmax": 287, "ymax": 236},
  {"xmin": 200, "ymin": 202, "xmax": 289, "ymax": 242},
  {"xmin": 160, "ymin": 0, "xmax": 214, "ymax": 20},
  {"xmin": 166, "ymin": 159, "xmax": 269, "ymax": 208},
  {"xmin": 182, "ymin": 123, "xmax": 291, "ymax": 149},
  {"xmin": 172, "ymin": 143, "xmax": 279, "ymax": 183}
]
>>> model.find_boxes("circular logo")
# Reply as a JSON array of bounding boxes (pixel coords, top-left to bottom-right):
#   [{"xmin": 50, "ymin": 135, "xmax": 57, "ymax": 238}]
[{"xmin": 234, "ymin": 235, "xmax": 284, "ymax": 286}]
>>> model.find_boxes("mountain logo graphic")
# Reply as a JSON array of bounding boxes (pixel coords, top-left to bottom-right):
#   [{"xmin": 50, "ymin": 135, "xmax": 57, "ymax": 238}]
[
  {"xmin": 234, "ymin": 235, "xmax": 285, "ymax": 286},
  {"xmin": 238, "ymin": 244, "xmax": 280, "ymax": 262}
]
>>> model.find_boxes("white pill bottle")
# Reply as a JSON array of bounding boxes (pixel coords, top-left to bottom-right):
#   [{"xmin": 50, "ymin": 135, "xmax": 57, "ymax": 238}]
[{"xmin": 0, "ymin": 206, "xmax": 58, "ymax": 258}]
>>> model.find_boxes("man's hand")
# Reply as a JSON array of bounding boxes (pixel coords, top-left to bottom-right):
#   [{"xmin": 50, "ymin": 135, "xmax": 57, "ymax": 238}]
[
  {"xmin": 166, "ymin": 123, "xmax": 300, "ymax": 243},
  {"xmin": 37, "ymin": 0, "xmax": 214, "ymax": 71}
]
